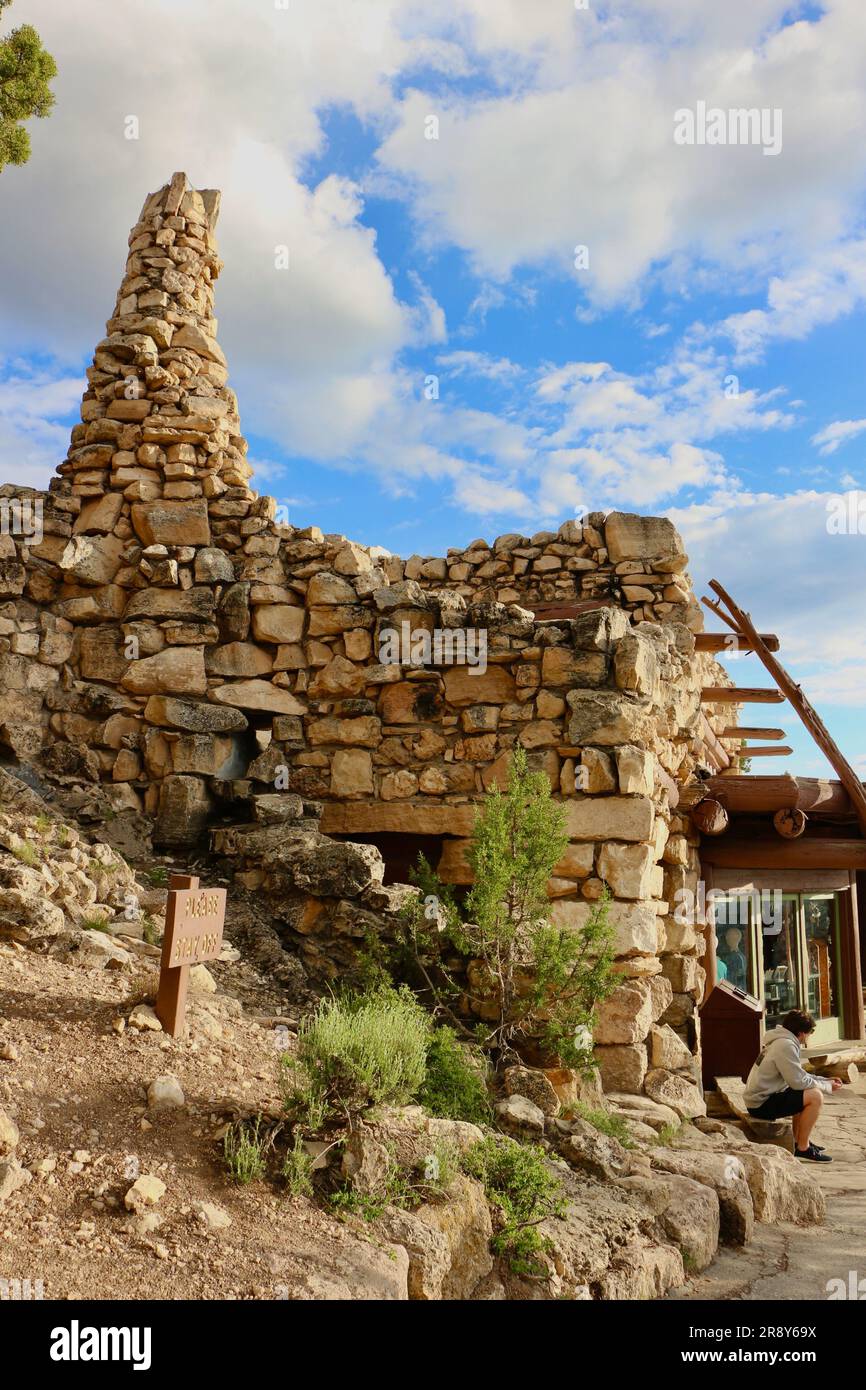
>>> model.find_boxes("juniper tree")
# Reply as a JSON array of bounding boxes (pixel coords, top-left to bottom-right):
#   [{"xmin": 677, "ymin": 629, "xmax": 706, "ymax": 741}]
[
  {"xmin": 0, "ymin": 0, "xmax": 57, "ymax": 173},
  {"xmin": 400, "ymin": 745, "xmax": 617, "ymax": 1069}
]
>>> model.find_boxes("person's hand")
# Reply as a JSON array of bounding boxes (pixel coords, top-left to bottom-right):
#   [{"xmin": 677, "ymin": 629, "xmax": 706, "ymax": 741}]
[{"xmin": 830, "ymin": 1078, "xmax": 843, "ymax": 1092}]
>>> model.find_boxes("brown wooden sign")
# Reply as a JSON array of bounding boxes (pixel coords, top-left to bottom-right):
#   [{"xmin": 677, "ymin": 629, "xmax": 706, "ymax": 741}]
[{"xmin": 155, "ymin": 874, "xmax": 227, "ymax": 1037}]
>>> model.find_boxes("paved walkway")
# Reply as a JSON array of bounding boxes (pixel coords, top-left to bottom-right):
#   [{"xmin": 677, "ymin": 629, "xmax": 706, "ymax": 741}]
[{"xmin": 668, "ymin": 1074, "xmax": 866, "ymax": 1301}]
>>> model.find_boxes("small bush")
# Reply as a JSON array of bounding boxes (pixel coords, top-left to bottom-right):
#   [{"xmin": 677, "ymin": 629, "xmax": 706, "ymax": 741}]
[
  {"xmin": 144, "ymin": 865, "xmax": 169, "ymax": 887},
  {"xmin": 282, "ymin": 985, "xmax": 432, "ymax": 1130},
  {"xmin": 82, "ymin": 915, "xmax": 111, "ymax": 933},
  {"xmin": 12, "ymin": 841, "xmax": 39, "ymax": 866},
  {"xmin": 223, "ymin": 1117, "xmax": 266, "ymax": 1184},
  {"xmin": 418, "ymin": 1026, "xmax": 492, "ymax": 1125},
  {"xmin": 463, "ymin": 1135, "xmax": 566, "ymax": 1276},
  {"xmin": 281, "ymin": 1135, "xmax": 315, "ymax": 1199},
  {"xmin": 571, "ymin": 1103, "xmax": 634, "ymax": 1148},
  {"xmin": 34, "ymin": 814, "xmax": 53, "ymax": 836}
]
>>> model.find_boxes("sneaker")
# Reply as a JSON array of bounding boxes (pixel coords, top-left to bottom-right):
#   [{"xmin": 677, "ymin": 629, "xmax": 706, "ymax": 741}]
[{"xmin": 796, "ymin": 1144, "xmax": 832, "ymax": 1162}]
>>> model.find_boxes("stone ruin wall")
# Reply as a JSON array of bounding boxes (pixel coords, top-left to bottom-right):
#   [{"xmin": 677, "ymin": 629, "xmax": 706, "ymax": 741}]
[{"xmin": 0, "ymin": 174, "xmax": 743, "ymax": 1103}]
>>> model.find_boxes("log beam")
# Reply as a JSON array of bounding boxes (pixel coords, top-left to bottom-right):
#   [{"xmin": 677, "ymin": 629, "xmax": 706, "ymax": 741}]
[
  {"xmin": 741, "ymin": 745, "xmax": 793, "ymax": 757},
  {"xmin": 695, "ymin": 633, "xmax": 780, "ymax": 653},
  {"xmin": 701, "ymin": 838, "xmax": 866, "ymax": 870},
  {"xmin": 722, "ymin": 727, "xmax": 786, "ymax": 740},
  {"xmin": 702, "ymin": 687, "xmax": 785, "ymax": 704}
]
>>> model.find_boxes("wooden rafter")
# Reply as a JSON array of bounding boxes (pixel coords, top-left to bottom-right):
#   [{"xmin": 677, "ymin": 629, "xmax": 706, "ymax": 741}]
[
  {"xmin": 722, "ymin": 726, "xmax": 785, "ymax": 740},
  {"xmin": 704, "ymin": 579, "xmax": 866, "ymax": 837},
  {"xmin": 701, "ymin": 686, "xmax": 784, "ymax": 704},
  {"xmin": 695, "ymin": 632, "xmax": 780, "ymax": 653},
  {"xmin": 740, "ymin": 745, "xmax": 793, "ymax": 758}
]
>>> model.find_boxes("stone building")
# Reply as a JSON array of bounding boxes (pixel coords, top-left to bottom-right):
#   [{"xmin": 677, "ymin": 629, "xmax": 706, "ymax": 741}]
[{"xmin": 1, "ymin": 174, "xmax": 862, "ymax": 1113}]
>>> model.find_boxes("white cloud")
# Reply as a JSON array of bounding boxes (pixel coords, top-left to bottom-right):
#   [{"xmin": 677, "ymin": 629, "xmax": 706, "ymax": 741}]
[{"xmin": 811, "ymin": 418, "xmax": 866, "ymax": 456}]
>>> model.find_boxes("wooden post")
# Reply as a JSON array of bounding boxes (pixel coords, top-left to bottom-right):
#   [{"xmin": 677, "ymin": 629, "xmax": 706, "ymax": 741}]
[
  {"xmin": 155, "ymin": 874, "xmax": 198, "ymax": 1038},
  {"xmin": 155, "ymin": 874, "xmax": 227, "ymax": 1038}
]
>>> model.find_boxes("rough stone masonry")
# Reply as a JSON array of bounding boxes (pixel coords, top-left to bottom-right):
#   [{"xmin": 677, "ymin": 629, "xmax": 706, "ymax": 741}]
[{"xmin": 0, "ymin": 174, "xmax": 745, "ymax": 1111}]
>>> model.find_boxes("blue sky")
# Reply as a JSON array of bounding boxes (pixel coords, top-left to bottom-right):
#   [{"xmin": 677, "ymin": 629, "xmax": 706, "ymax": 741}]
[{"xmin": 1, "ymin": 0, "xmax": 866, "ymax": 778}]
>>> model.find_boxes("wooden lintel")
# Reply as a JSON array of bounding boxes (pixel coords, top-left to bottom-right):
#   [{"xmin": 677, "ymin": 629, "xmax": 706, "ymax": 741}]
[
  {"xmin": 722, "ymin": 727, "xmax": 785, "ymax": 740},
  {"xmin": 695, "ymin": 632, "xmax": 780, "ymax": 653},
  {"xmin": 701, "ymin": 838, "xmax": 866, "ymax": 871},
  {"xmin": 701, "ymin": 687, "xmax": 784, "ymax": 704}
]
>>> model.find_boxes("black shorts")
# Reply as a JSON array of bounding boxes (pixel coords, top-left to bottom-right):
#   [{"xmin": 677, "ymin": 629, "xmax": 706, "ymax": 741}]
[{"xmin": 747, "ymin": 1088, "xmax": 806, "ymax": 1120}]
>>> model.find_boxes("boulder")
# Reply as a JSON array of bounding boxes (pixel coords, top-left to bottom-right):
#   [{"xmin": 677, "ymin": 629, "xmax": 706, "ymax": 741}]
[
  {"xmin": 412, "ymin": 1174, "xmax": 493, "ymax": 1299},
  {"xmin": 652, "ymin": 1150, "xmax": 754, "ymax": 1245},
  {"xmin": 502, "ymin": 1066, "xmax": 560, "ymax": 1117},
  {"xmin": 122, "ymin": 647, "xmax": 207, "ymax": 696},
  {"xmin": 644, "ymin": 1068, "xmax": 706, "ymax": 1120},
  {"xmin": 495, "ymin": 1094, "xmax": 546, "ymax": 1136},
  {"xmin": 564, "ymin": 796, "xmax": 654, "ymax": 842},
  {"xmin": 0, "ymin": 1107, "xmax": 19, "ymax": 1156}
]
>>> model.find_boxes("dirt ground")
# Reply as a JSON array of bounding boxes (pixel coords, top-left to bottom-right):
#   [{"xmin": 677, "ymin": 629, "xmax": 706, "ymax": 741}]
[{"xmin": 0, "ymin": 933, "xmax": 403, "ymax": 1301}]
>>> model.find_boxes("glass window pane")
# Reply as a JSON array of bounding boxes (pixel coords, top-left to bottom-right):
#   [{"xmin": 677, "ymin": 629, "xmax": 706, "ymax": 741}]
[
  {"xmin": 761, "ymin": 897, "xmax": 800, "ymax": 1028},
  {"xmin": 711, "ymin": 894, "xmax": 752, "ymax": 993},
  {"xmin": 803, "ymin": 895, "xmax": 839, "ymax": 1021}
]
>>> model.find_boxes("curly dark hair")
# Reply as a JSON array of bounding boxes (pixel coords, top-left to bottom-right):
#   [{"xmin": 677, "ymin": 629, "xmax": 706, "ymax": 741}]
[{"xmin": 782, "ymin": 1009, "xmax": 815, "ymax": 1036}]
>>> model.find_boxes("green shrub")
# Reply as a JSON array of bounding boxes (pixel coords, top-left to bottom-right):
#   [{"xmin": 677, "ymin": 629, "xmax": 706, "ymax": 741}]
[
  {"xmin": 281, "ymin": 1134, "xmax": 315, "ymax": 1199},
  {"xmin": 399, "ymin": 746, "xmax": 617, "ymax": 1067},
  {"xmin": 223, "ymin": 1117, "xmax": 266, "ymax": 1184},
  {"xmin": 571, "ymin": 1103, "xmax": 633, "ymax": 1148},
  {"xmin": 12, "ymin": 841, "xmax": 39, "ymax": 866},
  {"xmin": 281, "ymin": 985, "xmax": 431, "ymax": 1130},
  {"xmin": 144, "ymin": 865, "xmax": 169, "ymax": 887},
  {"xmin": 463, "ymin": 1134, "xmax": 567, "ymax": 1276},
  {"xmin": 418, "ymin": 1026, "xmax": 492, "ymax": 1124},
  {"xmin": 82, "ymin": 914, "xmax": 110, "ymax": 933}
]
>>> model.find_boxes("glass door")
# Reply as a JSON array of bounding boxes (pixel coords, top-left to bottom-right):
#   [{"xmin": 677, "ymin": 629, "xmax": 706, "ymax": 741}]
[
  {"xmin": 761, "ymin": 894, "xmax": 801, "ymax": 1030},
  {"xmin": 803, "ymin": 894, "xmax": 842, "ymax": 1044}
]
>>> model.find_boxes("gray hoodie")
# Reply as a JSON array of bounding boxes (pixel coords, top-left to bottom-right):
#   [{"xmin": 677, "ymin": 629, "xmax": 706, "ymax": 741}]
[{"xmin": 743, "ymin": 1025, "xmax": 833, "ymax": 1107}]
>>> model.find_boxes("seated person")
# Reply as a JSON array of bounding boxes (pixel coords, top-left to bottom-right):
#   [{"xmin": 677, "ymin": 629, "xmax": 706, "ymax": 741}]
[{"xmin": 743, "ymin": 1009, "xmax": 840, "ymax": 1161}]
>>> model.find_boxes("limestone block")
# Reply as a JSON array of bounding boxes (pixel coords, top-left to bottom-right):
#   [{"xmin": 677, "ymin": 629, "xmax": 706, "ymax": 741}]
[
  {"xmin": 131, "ymin": 499, "xmax": 210, "ymax": 547},
  {"xmin": 442, "ymin": 666, "xmax": 516, "ymax": 706},
  {"xmin": 210, "ymin": 680, "xmax": 305, "ymax": 715},
  {"xmin": 552, "ymin": 842, "xmax": 595, "ymax": 879},
  {"xmin": 594, "ymin": 1043, "xmax": 647, "ymax": 1094},
  {"xmin": 122, "ymin": 646, "xmax": 207, "ymax": 695},
  {"xmin": 252, "ymin": 604, "xmax": 305, "ymax": 645},
  {"xmin": 550, "ymin": 898, "xmax": 658, "ymax": 956},
  {"xmin": 567, "ymin": 690, "xmax": 655, "ymax": 746},
  {"xmin": 597, "ymin": 841, "xmax": 654, "ymax": 899},
  {"xmin": 614, "ymin": 633, "xmax": 658, "ymax": 697},
  {"xmin": 594, "ymin": 979, "xmax": 654, "ymax": 1045},
  {"xmin": 73, "ymin": 494, "xmax": 124, "ymax": 535},
  {"xmin": 330, "ymin": 749, "xmax": 374, "ymax": 797},
  {"xmin": 58, "ymin": 534, "xmax": 124, "ymax": 586},
  {"xmin": 565, "ymin": 796, "xmax": 654, "ymax": 842},
  {"xmin": 143, "ymin": 695, "xmax": 248, "ymax": 732},
  {"xmin": 205, "ymin": 642, "xmax": 273, "ymax": 677},
  {"xmin": 541, "ymin": 647, "xmax": 608, "ymax": 687},
  {"xmin": 605, "ymin": 512, "xmax": 687, "ymax": 568},
  {"xmin": 616, "ymin": 745, "xmax": 654, "ymax": 795},
  {"xmin": 649, "ymin": 1023, "xmax": 695, "ymax": 1071}
]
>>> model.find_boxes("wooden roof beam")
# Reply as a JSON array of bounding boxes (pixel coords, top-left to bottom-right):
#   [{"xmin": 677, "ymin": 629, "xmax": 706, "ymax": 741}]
[
  {"xmin": 701, "ymin": 686, "xmax": 784, "ymax": 704},
  {"xmin": 695, "ymin": 632, "xmax": 780, "ymax": 653},
  {"xmin": 721, "ymin": 726, "xmax": 785, "ymax": 740}
]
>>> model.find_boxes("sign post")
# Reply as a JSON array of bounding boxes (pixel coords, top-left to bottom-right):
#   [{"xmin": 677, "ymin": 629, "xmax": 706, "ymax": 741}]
[{"xmin": 155, "ymin": 873, "xmax": 227, "ymax": 1037}]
